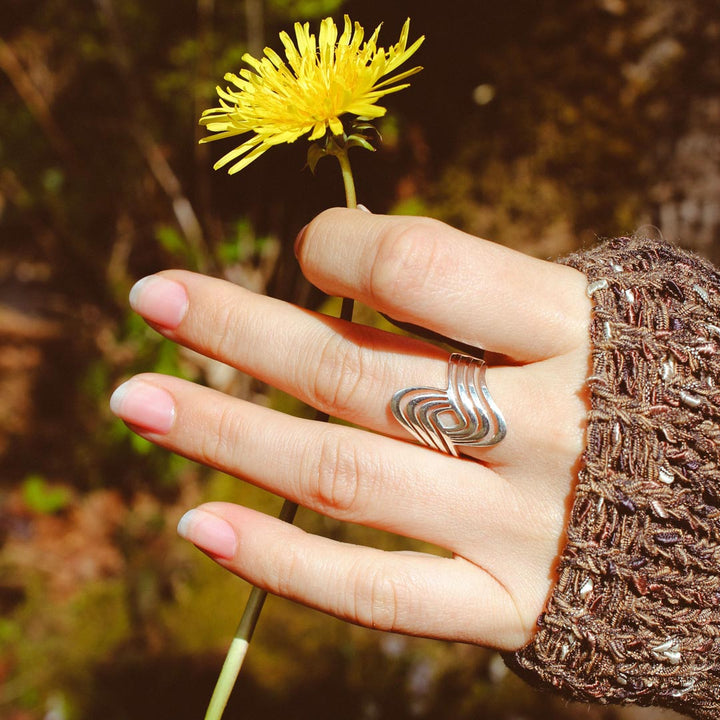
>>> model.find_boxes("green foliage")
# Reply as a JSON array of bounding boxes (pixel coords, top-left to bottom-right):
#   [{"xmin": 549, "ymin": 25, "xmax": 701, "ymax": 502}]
[
  {"xmin": 217, "ymin": 218, "xmax": 275, "ymax": 265},
  {"xmin": 390, "ymin": 195, "xmax": 428, "ymax": 218},
  {"xmin": 6, "ymin": 576, "xmax": 131, "ymax": 715},
  {"xmin": 269, "ymin": 0, "xmax": 345, "ymax": 20},
  {"xmin": 21, "ymin": 475, "xmax": 72, "ymax": 515},
  {"xmin": 0, "ymin": 617, "xmax": 21, "ymax": 647},
  {"xmin": 155, "ymin": 225, "xmax": 194, "ymax": 265}
]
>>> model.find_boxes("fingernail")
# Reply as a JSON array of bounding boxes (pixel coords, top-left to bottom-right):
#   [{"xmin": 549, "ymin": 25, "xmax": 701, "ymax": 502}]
[
  {"xmin": 110, "ymin": 379, "xmax": 176, "ymax": 434},
  {"xmin": 356, "ymin": 204, "xmax": 371, "ymax": 213},
  {"xmin": 177, "ymin": 509, "xmax": 237, "ymax": 559},
  {"xmin": 129, "ymin": 276, "xmax": 188, "ymax": 329}
]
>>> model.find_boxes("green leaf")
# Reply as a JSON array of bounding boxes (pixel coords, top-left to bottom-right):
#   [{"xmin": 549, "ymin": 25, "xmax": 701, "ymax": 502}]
[{"xmin": 22, "ymin": 475, "xmax": 72, "ymax": 515}]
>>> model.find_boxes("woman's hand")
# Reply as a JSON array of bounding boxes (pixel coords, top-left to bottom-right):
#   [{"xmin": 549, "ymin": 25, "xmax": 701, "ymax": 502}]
[{"xmin": 110, "ymin": 208, "xmax": 592, "ymax": 651}]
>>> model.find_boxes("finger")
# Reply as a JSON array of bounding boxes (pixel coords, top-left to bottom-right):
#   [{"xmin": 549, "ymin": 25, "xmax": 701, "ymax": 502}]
[
  {"xmin": 296, "ymin": 208, "xmax": 591, "ymax": 361},
  {"xmin": 176, "ymin": 501, "xmax": 533, "ymax": 650},
  {"xmin": 109, "ymin": 373, "xmax": 560, "ymax": 565},
  {"xmin": 128, "ymin": 270, "xmax": 585, "ymax": 467}
]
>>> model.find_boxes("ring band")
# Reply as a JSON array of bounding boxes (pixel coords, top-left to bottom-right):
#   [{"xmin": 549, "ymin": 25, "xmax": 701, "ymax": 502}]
[{"xmin": 390, "ymin": 353, "xmax": 506, "ymax": 456}]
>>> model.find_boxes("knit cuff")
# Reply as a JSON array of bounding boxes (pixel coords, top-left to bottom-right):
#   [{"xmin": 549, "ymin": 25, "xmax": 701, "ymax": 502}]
[{"xmin": 506, "ymin": 237, "xmax": 720, "ymax": 719}]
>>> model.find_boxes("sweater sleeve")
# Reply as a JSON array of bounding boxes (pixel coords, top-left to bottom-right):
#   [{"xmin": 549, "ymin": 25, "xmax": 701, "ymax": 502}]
[{"xmin": 505, "ymin": 237, "xmax": 720, "ymax": 720}]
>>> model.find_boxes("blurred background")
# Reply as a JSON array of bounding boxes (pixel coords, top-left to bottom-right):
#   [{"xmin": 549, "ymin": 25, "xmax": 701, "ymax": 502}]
[{"xmin": 1, "ymin": 0, "xmax": 718, "ymax": 718}]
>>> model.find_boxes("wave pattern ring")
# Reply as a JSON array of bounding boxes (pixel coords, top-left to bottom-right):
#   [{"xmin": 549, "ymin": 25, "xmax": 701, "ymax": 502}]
[{"xmin": 390, "ymin": 353, "xmax": 506, "ymax": 456}]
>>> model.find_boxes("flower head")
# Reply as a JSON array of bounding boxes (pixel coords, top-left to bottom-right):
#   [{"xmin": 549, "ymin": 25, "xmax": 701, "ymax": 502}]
[{"xmin": 199, "ymin": 15, "xmax": 423, "ymax": 174}]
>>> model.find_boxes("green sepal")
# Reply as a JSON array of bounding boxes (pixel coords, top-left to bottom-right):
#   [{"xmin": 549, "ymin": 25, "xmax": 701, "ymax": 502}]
[
  {"xmin": 306, "ymin": 142, "xmax": 330, "ymax": 174},
  {"xmin": 345, "ymin": 135, "xmax": 376, "ymax": 152},
  {"xmin": 306, "ymin": 118, "xmax": 382, "ymax": 171},
  {"xmin": 351, "ymin": 122, "xmax": 378, "ymax": 133}
]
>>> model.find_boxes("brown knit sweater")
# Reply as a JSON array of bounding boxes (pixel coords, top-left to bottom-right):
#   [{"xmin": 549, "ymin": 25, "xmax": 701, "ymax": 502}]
[{"xmin": 507, "ymin": 237, "xmax": 720, "ymax": 719}]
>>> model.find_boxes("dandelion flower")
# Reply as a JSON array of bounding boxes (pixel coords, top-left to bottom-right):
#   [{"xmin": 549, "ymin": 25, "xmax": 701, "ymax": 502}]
[{"xmin": 199, "ymin": 15, "xmax": 424, "ymax": 174}]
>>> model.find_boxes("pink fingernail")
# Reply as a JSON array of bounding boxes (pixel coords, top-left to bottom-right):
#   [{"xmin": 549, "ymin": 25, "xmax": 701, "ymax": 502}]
[
  {"xmin": 110, "ymin": 379, "xmax": 176, "ymax": 434},
  {"xmin": 130, "ymin": 276, "xmax": 188, "ymax": 329},
  {"xmin": 177, "ymin": 509, "xmax": 237, "ymax": 559}
]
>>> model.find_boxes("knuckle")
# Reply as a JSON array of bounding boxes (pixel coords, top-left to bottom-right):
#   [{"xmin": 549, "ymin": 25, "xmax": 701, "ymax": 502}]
[
  {"xmin": 198, "ymin": 403, "xmax": 244, "ymax": 466},
  {"xmin": 368, "ymin": 219, "xmax": 448, "ymax": 306},
  {"xmin": 271, "ymin": 538, "xmax": 303, "ymax": 598},
  {"xmin": 206, "ymin": 295, "xmax": 240, "ymax": 360},
  {"xmin": 350, "ymin": 562, "xmax": 403, "ymax": 632},
  {"xmin": 306, "ymin": 431, "xmax": 364, "ymax": 515},
  {"xmin": 310, "ymin": 332, "xmax": 368, "ymax": 414}
]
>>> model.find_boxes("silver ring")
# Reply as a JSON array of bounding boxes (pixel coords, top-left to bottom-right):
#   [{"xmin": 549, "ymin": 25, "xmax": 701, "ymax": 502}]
[{"xmin": 390, "ymin": 353, "xmax": 506, "ymax": 456}]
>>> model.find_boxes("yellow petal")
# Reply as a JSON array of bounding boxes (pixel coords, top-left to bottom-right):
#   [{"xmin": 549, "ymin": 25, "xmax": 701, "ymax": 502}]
[
  {"xmin": 227, "ymin": 144, "xmax": 272, "ymax": 174},
  {"xmin": 308, "ymin": 122, "xmax": 327, "ymax": 141},
  {"xmin": 328, "ymin": 116, "xmax": 344, "ymax": 136},
  {"xmin": 213, "ymin": 135, "xmax": 263, "ymax": 169}
]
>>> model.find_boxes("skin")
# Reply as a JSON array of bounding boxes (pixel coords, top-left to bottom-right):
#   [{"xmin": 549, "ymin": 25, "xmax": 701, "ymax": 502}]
[{"xmin": 110, "ymin": 208, "xmax": 592, "ymax": 651}]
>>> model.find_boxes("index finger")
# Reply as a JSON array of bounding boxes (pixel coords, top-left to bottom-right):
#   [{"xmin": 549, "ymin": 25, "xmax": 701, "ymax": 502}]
[{"xmin": 296, "ymin": 209, "xmax": 590, "ymax": 362}]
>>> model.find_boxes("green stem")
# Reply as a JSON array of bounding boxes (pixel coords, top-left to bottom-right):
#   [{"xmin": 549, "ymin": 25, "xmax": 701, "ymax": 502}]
[
  {"xmin": 336, "ymin": 146, "xmax": 357, "ymax": 321},
  {"xmin": 203, "ymin": 501, "xmax": 297, "ymax": 720},
  {"xmin": 336, "ymin": 146, "xmax": 358, "ymax": 210},
  {"xmin": 203, "ymin": 146, "xmax": 357, "ymax": 720}
]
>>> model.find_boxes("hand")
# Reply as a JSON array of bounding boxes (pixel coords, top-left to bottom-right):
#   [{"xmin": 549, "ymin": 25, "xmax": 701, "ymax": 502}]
[{"xmin": 110, "ymin": 208, "xmax": 592, "ymax": 651}]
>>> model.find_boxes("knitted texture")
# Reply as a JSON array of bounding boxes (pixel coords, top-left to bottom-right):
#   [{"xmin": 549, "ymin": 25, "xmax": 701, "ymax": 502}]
[{"xmin": 507, "ymin": 237, "xmax": 720, "ymax": 719}]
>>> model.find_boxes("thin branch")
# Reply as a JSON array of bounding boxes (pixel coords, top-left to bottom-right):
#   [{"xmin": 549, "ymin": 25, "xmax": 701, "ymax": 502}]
[
  {"xmin": 244, "ymin": 0, "xmax": 265, "ymax": 58},
  {"xmin": 94, "ymin": 0, "xmax": 211, "ymax": 272},
  {"xmin": 194, "ymin": 0, "xmax": 221, "ymax": 246},
  {"xmin": 0, "ymin": 36, "xmax": 74, "ymax": 161}
]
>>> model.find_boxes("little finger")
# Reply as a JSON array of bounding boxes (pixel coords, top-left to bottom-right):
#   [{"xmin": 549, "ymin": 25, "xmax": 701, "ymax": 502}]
[{"xmin": 177, "ymin": 501, "xmax": 532, "ymax": 650}]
